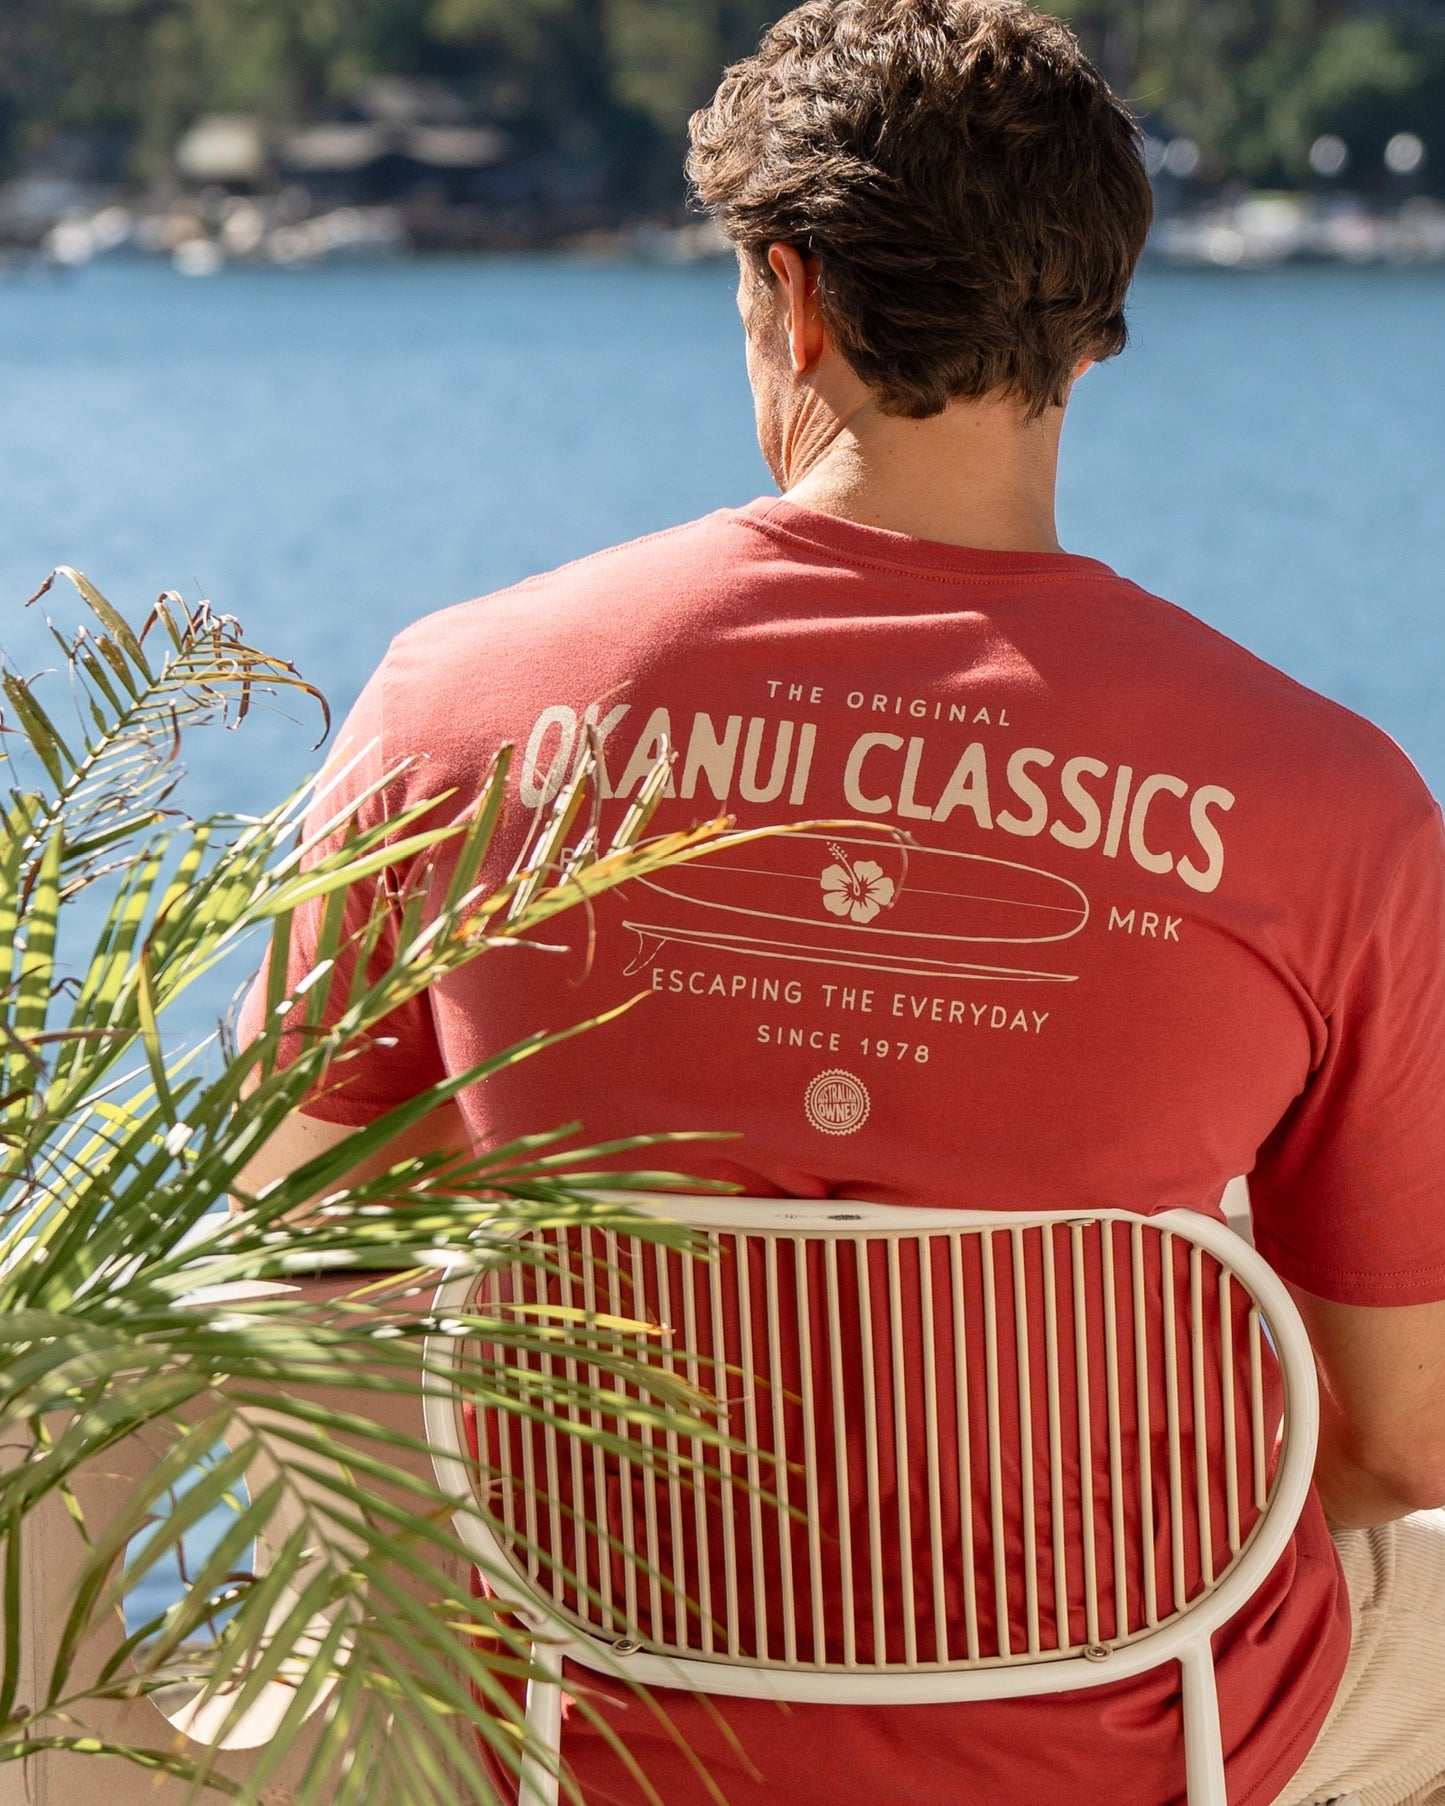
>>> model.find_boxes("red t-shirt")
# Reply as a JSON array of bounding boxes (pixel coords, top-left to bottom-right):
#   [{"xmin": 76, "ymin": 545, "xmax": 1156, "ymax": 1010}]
[{"xmin": 246, "ymin": 500, "xmax": 1445, "ymax": 1806}]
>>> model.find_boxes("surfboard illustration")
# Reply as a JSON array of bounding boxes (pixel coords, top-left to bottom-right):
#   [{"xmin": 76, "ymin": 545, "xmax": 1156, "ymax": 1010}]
[{"xmin": 623, "ymin": 830, "xmax": 1088, "ymax": 984}]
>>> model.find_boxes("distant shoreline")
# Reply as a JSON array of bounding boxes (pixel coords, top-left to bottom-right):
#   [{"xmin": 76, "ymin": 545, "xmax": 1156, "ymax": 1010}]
[{"xmin": 5, "ymin": 190, "xmax": 1445, "ymax": 276}]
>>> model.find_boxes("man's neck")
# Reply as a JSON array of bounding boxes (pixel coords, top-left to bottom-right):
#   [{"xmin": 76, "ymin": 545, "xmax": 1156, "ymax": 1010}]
[{"xmin": 777, "ymin": 387, "xmax": 1069, "ymax": 555}]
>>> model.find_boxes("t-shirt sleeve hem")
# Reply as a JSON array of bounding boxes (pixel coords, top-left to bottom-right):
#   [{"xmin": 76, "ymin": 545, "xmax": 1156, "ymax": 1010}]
[
  {"xmin": 1254, "ymin": 1229, "xmax": 1445, "ymax": 1306},
  {"xmin": 294, "ymin": 1090, "xmax": 413, "ymax": 1129}
]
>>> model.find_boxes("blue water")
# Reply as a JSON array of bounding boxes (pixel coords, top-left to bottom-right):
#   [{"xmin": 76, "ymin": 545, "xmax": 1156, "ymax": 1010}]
[{"xmin": 2, "ymin": 256, "xmax": 1441, "ymax": 820}]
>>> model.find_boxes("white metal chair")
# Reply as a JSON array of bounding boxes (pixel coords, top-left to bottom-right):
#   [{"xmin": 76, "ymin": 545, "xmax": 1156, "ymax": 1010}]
[{"xmin": 424, "ymin": 1200, "xmax": 1319, "ymax": 1806}]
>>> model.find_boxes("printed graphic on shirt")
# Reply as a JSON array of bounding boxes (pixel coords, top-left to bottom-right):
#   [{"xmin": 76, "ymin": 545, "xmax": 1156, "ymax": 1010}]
[
  {"xmin": 622, "ymin": 829, "xmax": 1087, "ymax": 984},
  {"xmin": 803, "ymin": 1068, "xmax": 871, "ymax": 1136},
  {"xmin": 520, "ymin": 700, "xmax": 1234, "ymax": 897},
  {"xmin": 517, "ymin": 684, "xmax": 1235, "ymax": 1137}
]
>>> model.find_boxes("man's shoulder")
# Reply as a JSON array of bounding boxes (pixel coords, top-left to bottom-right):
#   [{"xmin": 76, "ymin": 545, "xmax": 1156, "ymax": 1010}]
[
  {"xmin": 386, "ymin": 506, "xmax": 754, "ymax": 668},
  {"xmin": 1112, "ymin": 575, "xmax": 1432, "ymax": 810}
]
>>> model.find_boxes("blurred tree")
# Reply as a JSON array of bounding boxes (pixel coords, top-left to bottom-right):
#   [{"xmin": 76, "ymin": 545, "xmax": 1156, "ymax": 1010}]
[
  {"xmin": 426, "ymin": 0, "xmax": 775, "ymax": 207},
  {"xmin": 1059, "ymin": 0, "xmax": 1438, "ymax": 185},
  {"xmin": 0, "ymin": 0, "xmax": 1441, "ymax": 204},
  {"xmin": 428, "ymin": 0, "xmax": 655, "ymax": 201}
]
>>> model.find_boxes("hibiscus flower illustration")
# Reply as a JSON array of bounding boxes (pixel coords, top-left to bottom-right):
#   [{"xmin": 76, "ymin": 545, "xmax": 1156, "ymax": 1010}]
[{"xmin": 820, "ymin": 843, "xmax": 897, "ymax": 925}]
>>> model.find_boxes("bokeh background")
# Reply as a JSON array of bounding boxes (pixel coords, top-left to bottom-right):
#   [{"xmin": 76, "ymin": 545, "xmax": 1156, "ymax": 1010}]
[{"xmin": 5, "ymin": 0, "xmax": 1445, "ymax": 228}]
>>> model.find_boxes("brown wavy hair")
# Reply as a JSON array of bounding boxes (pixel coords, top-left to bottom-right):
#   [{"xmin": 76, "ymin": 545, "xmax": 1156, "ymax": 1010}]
[{"xmin": 687, "ymin": 0, "xmax": 1153, "ymax": 419}]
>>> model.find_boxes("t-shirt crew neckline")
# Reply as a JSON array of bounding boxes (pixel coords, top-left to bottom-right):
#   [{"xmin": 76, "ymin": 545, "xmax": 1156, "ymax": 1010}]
[{"xmin": 737, "ymin": 495, "xmax": 1119, "ymax": 583}]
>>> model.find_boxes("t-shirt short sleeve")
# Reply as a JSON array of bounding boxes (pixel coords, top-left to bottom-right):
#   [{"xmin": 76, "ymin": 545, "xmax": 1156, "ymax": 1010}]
[
  {"xmin": 236, "ymin": 661, "xmax": 448, "ymax": 1126},
  {"xmin": 1251, "ymin": 804, "xmax": 1445, "ymax": 1305}
]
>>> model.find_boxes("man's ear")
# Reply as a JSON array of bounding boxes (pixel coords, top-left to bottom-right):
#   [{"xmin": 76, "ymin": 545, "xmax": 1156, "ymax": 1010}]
[{"xmin": 766, "ymin": 241, "xmax": 826, "ymax": 375}]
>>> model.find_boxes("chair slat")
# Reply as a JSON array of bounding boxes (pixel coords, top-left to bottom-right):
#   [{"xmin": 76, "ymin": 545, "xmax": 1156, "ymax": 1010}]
[
  {"xmin": 1042, "ymin": 1224, "xmax": 1069, "ymax": 1651},
  {"xmin": 1162, "ymin": 1230, "xmax": 1187, "ymax": 1617},
  {"xmin": 556, "ymin": 1233, "xmax": 591, "ymax": 1624},
  {"xmin": 1101, "ymin": 1221, "xmax": 1128, "ymax": 1643},
  {"xmin": 1071, "ymin": 1221, "xmax": 1100, "ymax": 1648},
  {"xmin": 514, "ymin": 1250, "xmax": 542, "ymax": 1586},
  {"xmin": 1249, "ymin": 1307, "xmax": 1267, "ymax": 1512},
  {"xmin": 579, "ymin": 1229, "xmax": 617, "ymax": 1633},
  {"xmin": 826, "ymin": 1238, "xmax": 857, "ymax": 1669},
  {"xmin": 652, "ymin": 1245, "xmax": 691, "ymax": 1649},
  {"xmin": 680, "ymin": 1247, "xmax": 712, "ymax": 1653},
  {"xmin": 856, "ymin": 1237, "xmax": 887, "ymax": 1665},
  {"xmin": 765, "ymin": 1236, "xmax": 797, "ymax": 1665},
  {"xmin": 540, "ymin": 1318, "xmax": 565, "ymax": 1610},
  {"xmin": 489, "ymin": 1263, "xmax": 519, "ymax": 1558},
  {"xmin": 602, "ymin": 1229, "xmax": 641, "ymax": 1636},
  {"xmin": 1190, "ymin": 1248, "xmax": 1214, "ymax": 1590},
  {"xmin": 629, "ymin": 1235, "xmax": 665, "ymax": 1644},
  {"xmin": 888, "ymin": 1238, "xmax": 918, "ymax": 1667},
  {"xmin": 735, "ymin": 1231, "xmax": 770, "ymax": 1660},
  {"xmin": 919, "ymin": 1235, "xmax": 950, "ymax": 1664},
  {"xmin": 1220, "ymin": 1269, "xmax": 1241, "ymax": 1558},
  {"xmin": 704, "ymin": 1235, "xmax": 741, "ymax": 1659},
  {"xmin": 981, "ymin": 1231, "xmax": 1010, "ymax": 1659},
  {"xmin": 950, "ymin": 1234, "xmax": 981, "ymax": 1663},
  {"xmin": 794, "ymin": 1237, "xmax": 828, "ymax": 1666},
  {"xmin": 1011, "ymin": 1226, "xmax": 1040, "ymax": 1657},
  {"xmin": 1131, "ymin": 1221, "xmax": 1159, "ymax": 1630}
]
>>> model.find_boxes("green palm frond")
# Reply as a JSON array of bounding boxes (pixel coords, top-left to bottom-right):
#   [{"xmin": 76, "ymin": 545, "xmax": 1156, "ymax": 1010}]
[
  {"xmin": 7, "ymin": 570, "xmax": 328, "ymax": 899},
  {"xmin": 0, "ymin": 573, "xmax": 797, "ymax": 1804}
]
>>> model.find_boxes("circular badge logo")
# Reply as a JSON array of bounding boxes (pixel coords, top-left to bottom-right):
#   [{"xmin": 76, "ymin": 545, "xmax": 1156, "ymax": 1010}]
[{"xmin": 803, "ymin": 1068, "xmax": 871, "ymax": 1137}]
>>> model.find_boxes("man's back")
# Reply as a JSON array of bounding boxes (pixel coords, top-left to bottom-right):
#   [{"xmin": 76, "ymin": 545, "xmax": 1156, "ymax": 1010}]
[
  {"xmin": 285, "ymin": 498, "xmax": 1445, "ymax": 1803},
  {"xmin": 337, "ymin": 500, "xmax": 1441, "ymax": 1220}
]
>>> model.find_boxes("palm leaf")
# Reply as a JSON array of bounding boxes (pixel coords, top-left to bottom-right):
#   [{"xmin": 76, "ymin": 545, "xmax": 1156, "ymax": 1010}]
[{"xmin": 0, "ymin": 572, "xmax": 829, "ymax": 1803}]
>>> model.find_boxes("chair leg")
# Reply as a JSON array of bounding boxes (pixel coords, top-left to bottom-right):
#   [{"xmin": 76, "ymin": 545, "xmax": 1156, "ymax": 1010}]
[
  {"xmin": 1180, "ymin": 1644, "xmax": 1228, "ymax": 1806},
  {"xmin": 516, "ymin": 1640, "xmax": 564, "ymax": 1806}
]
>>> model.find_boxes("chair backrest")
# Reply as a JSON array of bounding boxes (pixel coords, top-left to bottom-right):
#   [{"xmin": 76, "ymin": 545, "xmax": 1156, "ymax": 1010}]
[{"xmin": 424, "ymin": 1199, "xmax": 1318, "ymax": 1711}]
